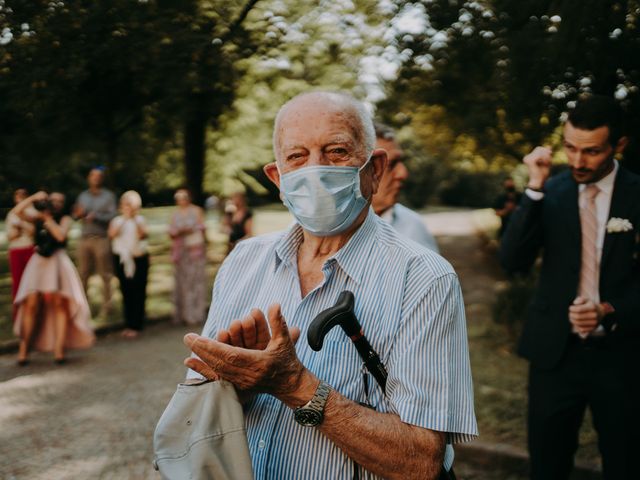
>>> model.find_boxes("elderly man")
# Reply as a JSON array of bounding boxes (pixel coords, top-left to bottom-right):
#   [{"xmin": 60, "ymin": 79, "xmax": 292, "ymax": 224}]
[
  {"xmin": 372, "ymin": 123, "xmax": 439, "ymax": 252},
  {"xmin": 184, "ymin": 92, "xmax": 477, "ymax": 479}
]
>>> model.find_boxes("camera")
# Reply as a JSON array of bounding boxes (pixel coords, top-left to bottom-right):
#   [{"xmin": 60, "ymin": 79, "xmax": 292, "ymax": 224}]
[{"xmin": 33, "ymin": 199, "xmax": 52, "ymax": 212}]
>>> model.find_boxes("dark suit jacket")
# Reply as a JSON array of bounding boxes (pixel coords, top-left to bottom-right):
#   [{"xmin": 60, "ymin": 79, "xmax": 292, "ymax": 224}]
[{"xmin": 500, "ymin": 167, "xmax": 640, "ymax": 370}]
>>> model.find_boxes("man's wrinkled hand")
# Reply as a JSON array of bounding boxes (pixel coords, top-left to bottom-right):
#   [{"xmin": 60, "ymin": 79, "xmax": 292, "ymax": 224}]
[{"xmin": 183, "ymin": 304, "xmax": 307, "ymax": 402}]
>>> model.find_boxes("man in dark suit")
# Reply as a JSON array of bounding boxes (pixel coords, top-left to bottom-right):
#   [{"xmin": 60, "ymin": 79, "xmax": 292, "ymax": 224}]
[{"xmin": 500, "ymin": 95, "xmax": 640, "ymax": 479}]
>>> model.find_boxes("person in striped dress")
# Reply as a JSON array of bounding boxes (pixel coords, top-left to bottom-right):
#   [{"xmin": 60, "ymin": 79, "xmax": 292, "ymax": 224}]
[{"xmin": 183, "ymin": 91, "xmax": 477, "ymax": 479}]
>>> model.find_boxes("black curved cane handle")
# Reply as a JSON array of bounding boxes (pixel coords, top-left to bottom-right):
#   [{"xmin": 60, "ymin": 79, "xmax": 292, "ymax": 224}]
[{"xmin": 307, "ymin": 291, "xmax": 357, "ymax": 351}]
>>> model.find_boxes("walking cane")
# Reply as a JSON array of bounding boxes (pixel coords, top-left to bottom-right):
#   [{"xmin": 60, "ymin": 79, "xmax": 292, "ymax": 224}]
[{"xmin": 308, "ymin": 291, "xmax": 457, "ymax": 480}]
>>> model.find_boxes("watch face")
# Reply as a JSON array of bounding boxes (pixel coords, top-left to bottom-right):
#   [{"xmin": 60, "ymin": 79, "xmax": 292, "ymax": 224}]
[{"xmin": 294, "ymin": 408, "xmax": 323, "ymax": 427}]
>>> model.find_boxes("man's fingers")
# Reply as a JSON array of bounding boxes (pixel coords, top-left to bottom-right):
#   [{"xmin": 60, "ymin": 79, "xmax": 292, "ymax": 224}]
[
  {"xmin": 184, "ymin": 332, "xmax": 200, "ymax": 348},
  {"xmin": 228, "ymin": 319, "xmax": 245, "ymax": 348},
  {"xmin": 184, "ymin": 357, "xmax": 220, "ymax": 381},
  {"xmin": 217, "ymin": 329, "xmax": 231, "ymax": 344},
  {"xmin": 241, "ymin": 313, "xmax": 258, "ymax": 349},
  {"xmin": 251, "ymin": 308, "xmax": 271, "ymax": 349},
  {"xmin": 186, "ymin": 334, "xmax": 260, "ymax": 369},
  {"xmin": 569, "ymin": 304, "xmax": 592, "ymax": 313},
  {"xmin": 573, "ymin": 296, "xmax": 587, "ymax": 305}
]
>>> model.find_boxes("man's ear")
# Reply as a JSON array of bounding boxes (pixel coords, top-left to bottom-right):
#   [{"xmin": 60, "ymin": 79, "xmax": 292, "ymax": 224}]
[
  {"xmin": 263, "ymin": 162, "xmax": 281, "ymax": 189},
  {"xmin": 369, "ymin": 148, "xmax": 388, "ymax": 195},
  {"xmin": 615, "ymin": 136, "xmax": 629, "ymax": 155}
]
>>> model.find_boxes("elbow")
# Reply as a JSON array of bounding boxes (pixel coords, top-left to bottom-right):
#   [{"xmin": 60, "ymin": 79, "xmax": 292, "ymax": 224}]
[
  {"xmin": 391, "ymin": 452, "xmax": 442, "ymax": 480},
  {"xmin": 394, "ymin": 432, "xmax": 445, "ymax": 480}
]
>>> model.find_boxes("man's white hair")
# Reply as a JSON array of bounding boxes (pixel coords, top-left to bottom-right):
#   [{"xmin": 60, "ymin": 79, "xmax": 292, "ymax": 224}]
[{"xmin": 272, "ymin": 91, "xmax": 376, "ymax": 162}]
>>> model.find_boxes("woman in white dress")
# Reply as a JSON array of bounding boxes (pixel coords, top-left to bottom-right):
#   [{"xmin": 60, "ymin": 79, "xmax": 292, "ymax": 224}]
[{"xmin": 12, "ymin": 191, "xmax": 95, "ymax": 365}]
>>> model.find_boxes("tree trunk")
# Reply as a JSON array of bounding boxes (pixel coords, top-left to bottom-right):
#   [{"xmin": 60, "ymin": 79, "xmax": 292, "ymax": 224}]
[
  {"xmin": 183, "ymin": 93, "xmax": 209, "ymax": 206},
  {"xmin": 105, "ymin": 115, "xmax": 118, "ymax": 190}
]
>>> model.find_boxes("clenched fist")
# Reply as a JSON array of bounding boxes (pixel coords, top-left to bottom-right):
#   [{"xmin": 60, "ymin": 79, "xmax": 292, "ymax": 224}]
[{"xmin": 523, "ymin": 146, "xmax": 553, "ymax": 190}]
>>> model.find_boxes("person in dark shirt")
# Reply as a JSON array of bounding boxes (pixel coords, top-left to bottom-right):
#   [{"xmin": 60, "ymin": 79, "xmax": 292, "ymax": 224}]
[
  {"xmin": 493, "ymin": 177, "xmax": 522, "ymax": 237},
  {"xmin": 223, "ymin": 192, "xmax": 253, "ymax": 252}
]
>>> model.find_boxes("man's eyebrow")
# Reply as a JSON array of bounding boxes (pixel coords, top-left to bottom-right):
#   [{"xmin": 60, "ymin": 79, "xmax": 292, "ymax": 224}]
[
  {"xmin": 323, "ymin": 136, "xmax": 355, "ymax": 146},
  {"xmin": 282, "ymin": 144, "xmax": 308, "ymax": 151}
]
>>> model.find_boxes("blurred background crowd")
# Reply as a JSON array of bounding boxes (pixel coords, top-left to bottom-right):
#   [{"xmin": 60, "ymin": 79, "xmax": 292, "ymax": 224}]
[{"xmin": 5, "ymin": 166, "xmax": 254, "ymax": 364}]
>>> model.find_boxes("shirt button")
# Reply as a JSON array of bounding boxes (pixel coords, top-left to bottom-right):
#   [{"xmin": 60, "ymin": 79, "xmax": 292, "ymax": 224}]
[{"xmin": 258, "ymin": 439, "xmax": 266, "ymax": 450}]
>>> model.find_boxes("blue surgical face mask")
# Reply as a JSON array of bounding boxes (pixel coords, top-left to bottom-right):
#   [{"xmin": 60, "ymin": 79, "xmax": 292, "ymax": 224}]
[{"xmin": 280, "ymin": 160, "xmax": 371, "ymax": 236}]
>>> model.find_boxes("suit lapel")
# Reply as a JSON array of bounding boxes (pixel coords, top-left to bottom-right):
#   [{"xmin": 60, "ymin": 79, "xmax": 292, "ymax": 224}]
[{"xmin": 601, "ymin": 168, "xmax": 633, "ymax": 269}]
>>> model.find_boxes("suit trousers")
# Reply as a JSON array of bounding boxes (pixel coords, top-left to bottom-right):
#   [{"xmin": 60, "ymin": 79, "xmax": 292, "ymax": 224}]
[
  {"xmin": 113, "ymin": 254, "xmax": 149, "ymax": 331},
  {"xmin": 77, "ymin": 235, "xmax": 113, "ymax": 306},
  {"xmin": 528, "ymin": 335, "xmax": 636, "ymax": 480}
]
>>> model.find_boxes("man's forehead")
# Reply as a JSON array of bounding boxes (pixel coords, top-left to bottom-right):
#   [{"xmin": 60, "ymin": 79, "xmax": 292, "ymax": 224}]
[
  {"xmin": 281, "ymin": 132, "xmax": 355, "ymax": 149},
  {"xmin": 563, "ymin": 122, "xmax": 610, "ymax": 146},
  {"xmin": 279, "ymin": 110, "xmax": 357, "ymax": 146}
]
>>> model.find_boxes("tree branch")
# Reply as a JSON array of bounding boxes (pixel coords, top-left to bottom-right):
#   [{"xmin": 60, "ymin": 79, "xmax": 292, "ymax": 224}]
[{"xmin": 222, "ymin": 0, "xmax": 261, "ymax": 41}]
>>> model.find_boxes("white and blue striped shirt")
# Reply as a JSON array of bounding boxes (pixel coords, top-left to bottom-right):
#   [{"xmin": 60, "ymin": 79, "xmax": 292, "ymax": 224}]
[{"xmin": 195, "ymin": 208, "xmax": 478, "ymax": 479}]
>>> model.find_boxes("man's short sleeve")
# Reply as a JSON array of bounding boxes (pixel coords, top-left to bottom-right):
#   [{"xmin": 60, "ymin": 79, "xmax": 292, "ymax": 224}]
[
  {"xmin": 185, "ymin": 253, "xmax": 233, "ymax": 380},
  {"xmin": 386, "ymin": 273, "xmax": 478, "ymax": 443}
]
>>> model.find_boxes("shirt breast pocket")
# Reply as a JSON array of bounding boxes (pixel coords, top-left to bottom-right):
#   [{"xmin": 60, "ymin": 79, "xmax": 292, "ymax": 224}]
[{"xmin": 312, "ymin": 338, "xmax": 362, "ymax": 396}]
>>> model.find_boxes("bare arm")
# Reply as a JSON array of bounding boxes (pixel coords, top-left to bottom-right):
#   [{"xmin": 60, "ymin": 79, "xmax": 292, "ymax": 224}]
[
  {"xmin": 108, "ymin": 217, "xmax": 122, "ymax": 239},
  {"xmin": 6, "ymin": 216, "xmax": 21, "ymax": 242},
  {"xmin": 43, "ymin": 215, "xmax": 71, "ymax": 243},
  {"xmin": 320, "ymin": 390, "xmax": 445, "ymax": 480},
  {"xmin": 9, "ymin": 191, "xmax": 47, "ymax": 222},
  {"xmin": 136, "ymin": 216, "xmax": 148, "ymax": 239}
]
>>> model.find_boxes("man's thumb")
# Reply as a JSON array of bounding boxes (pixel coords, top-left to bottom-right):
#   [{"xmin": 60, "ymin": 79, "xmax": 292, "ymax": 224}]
[
  {"xmin": 267, "ymin": 303, "xmax": 289, "ymax": 341},
  {"xmin": 290, "ymin": 327, "xmax": 301, "ymax": 345}
]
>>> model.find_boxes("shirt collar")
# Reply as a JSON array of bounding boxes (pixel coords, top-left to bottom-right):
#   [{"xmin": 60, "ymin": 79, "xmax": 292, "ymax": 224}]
[
  {"xmin": 273, "ymin": 208, "xmax": 379, "ymax": 285},
  {"xmin": 579, "ymin": 159, "xmax": 619, "ymax": 195},
  {"xmin": 274, "ymin": 223, "xmax": 304, "ymax": 272}
]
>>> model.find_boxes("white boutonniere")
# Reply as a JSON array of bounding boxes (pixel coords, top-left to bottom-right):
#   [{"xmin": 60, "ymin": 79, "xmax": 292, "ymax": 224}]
[{"xmin": 606, "ymin": 217, "xmax": 634, "ymax": 233}]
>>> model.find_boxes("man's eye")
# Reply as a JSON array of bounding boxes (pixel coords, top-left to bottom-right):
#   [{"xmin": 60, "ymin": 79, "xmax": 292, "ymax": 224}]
[
  {"xmin": 328, "ymin": 148, "xmax": 348, "ymax": 155},
  {"xmin": 586, "ymin": 149, "xmax": 600, "ymax": 156},
  {"xmin": 286, "ymin": 153, "xmax": 305, "ymax": 161}
]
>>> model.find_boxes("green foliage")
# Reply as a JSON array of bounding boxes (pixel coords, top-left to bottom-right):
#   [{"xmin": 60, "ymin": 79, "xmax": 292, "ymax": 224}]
[
  {"xmin": 0, "ymin": 0, "xmax": 391, "ymax": 204},
  {"xmin": 204, "ymin": 1, "xmax": 390, "ymax": 197},
  {"xmin": 384, "ymin": 0, "xmax": 640, "ymax": 176}
]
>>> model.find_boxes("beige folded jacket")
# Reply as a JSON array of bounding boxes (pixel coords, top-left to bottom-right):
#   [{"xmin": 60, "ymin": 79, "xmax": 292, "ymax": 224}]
[{"xmin": 153, "ymin": 379, "xmax": 254, "ymax": 480}]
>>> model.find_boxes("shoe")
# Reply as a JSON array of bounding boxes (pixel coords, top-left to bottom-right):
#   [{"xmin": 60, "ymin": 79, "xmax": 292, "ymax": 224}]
[
  {"xmin": 54, "ymin": 358, "xmax": 66, "ymax": 365},
  {"xmin": 17, "ymin": 359, "xmax": 30, "ymax": 367}
]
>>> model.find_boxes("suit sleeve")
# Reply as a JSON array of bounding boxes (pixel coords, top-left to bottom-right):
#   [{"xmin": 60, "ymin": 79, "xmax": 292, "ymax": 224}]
[{"xmin": 499, "ymin": 194, "xmax": 544, "ymax": 275}]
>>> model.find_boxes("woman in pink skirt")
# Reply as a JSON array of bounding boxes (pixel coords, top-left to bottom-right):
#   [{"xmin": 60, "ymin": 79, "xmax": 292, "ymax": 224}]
[{"xmin": 11, "ymin": 191, "xmax": 95, "ymax": 365}]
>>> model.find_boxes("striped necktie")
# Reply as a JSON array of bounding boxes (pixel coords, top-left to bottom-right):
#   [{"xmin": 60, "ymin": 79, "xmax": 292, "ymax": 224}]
[{"xmin": 578, "ymin": 184, "xmax": 601, "ymax": 303}]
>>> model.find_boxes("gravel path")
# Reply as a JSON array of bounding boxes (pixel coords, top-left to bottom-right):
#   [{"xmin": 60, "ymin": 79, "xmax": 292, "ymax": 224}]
[{"xmin": 0, "ymin": 323, "xmax": 194, "ymax": 480}]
